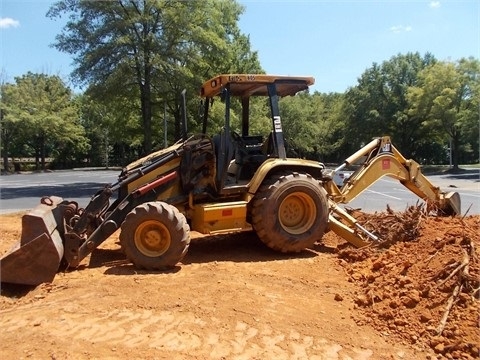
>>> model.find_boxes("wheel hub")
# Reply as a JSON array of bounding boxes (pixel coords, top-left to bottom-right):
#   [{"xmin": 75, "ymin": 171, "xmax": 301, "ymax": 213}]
[
  {"xmin": 279, "ymin": 192, "xmax": 317, "ymax": 234},
  {"xmin": 134, "ymin": 220, "xmax": 171, "ymax": 257}
]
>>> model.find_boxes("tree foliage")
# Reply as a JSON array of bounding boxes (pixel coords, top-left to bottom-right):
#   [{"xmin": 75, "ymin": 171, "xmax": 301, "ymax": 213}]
[
  {"xmin": 1, "ymin": 72, "xmax": 88, "ymax": 170},
  {"xmin": 48, "ymin": 0, "xmax": 262, "ymax": 156},
  {"xmin": 2, "ymin": 50, "xmax": 477, "ymax": 171},
  {"xmin": 343, "ymin": 52, "xmax": 437, "ymax": 158},
  {"xmin": 279, "ymin": 92, "xmax": 345, "ymax": 161},
  {"xmin": 408, "ymin": 57, "xmax": 480, "ymax": 168}
]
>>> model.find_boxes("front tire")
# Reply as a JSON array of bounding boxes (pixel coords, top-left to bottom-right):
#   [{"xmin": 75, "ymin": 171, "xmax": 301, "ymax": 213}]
[
  {"xmin": 251, "ymin": 172, "xmax": 329, "ymax": 252},
  {"xmin": 120, "ymin": 202, "xmax": 190, "ymax": 270}
]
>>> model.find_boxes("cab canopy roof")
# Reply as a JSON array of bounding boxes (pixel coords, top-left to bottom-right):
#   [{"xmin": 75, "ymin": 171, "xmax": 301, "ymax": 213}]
[{"xmin": 200, "ymin": 74, "xmax": 314, "ymax": 98}]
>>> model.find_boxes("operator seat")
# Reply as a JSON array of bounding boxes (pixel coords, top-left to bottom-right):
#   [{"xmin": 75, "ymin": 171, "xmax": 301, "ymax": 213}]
[{"xmin": 232, "ymin": 134, "xmax": 266, "ymax": 181}]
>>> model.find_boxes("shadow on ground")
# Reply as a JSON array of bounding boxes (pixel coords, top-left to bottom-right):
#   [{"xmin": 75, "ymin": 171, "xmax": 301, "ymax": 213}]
[
  {"xmin": 424, "ymin": 167, "xmax": 479, "ymax": 181},
  {"xmin": 86, "ymin": 232, "xmax": 333, "ymax": 278},
  {"xmin": 442, "ymin": 169, "xmax": 480, "ymax": 182}
]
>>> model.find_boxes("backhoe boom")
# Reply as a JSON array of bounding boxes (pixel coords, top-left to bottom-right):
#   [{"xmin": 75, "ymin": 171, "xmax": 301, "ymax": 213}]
[{"xmin": 326, "ymin": 136, "xmax": 460, "ymax": 216}]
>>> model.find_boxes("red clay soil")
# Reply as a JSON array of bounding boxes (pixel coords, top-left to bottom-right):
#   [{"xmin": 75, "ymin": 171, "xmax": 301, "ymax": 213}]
[
  {"xmin": 0, "ymin": 207, "xmax": 479, "ymax": 359},
  {"xmin": 332, "ymin": 206, "xmax": 480, "ymax": 359}
]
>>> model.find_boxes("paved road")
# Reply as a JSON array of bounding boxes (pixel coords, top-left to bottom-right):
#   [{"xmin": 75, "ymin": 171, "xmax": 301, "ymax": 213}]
[
  {"xmin": 0, "ymin": 169, "xmax": 478, "ymax": 215},
  {"xmin": 346, "ymin": 174, "xmax": 479, "ymax": 216},
  {"xmin": 0, "ymin": 170, "xmax": 119, "ymax": 214}
]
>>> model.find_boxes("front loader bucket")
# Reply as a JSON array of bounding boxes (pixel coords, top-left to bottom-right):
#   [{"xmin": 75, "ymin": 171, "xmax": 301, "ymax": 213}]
[{"xmin": 0, "ymin": 197, "xmax": 65, "ymax": 286}]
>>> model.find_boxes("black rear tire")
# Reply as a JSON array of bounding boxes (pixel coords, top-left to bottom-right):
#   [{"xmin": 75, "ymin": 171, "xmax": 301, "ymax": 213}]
[
  {"xmin": 251, "ymin": 172, "xmax": 329, "ymax": 252},
  {"xmin": 120, "ymin": 202, "xmax": 190, "ymax": 270}
]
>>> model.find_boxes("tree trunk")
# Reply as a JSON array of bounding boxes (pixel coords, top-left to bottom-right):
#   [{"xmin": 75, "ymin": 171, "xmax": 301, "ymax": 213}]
[
  {"xmin": 2, "ymin": 135, "xmax": 9, "ymax": 173},
  {"xmin": 2, "ymin": 153, "xmax": 8, "ymax": 173},
  {"xmin": 35, "ymin": 150, "xmax": 40, "ymax": 171},
  {"xmin": 34, "ymin": 134, "xmax": 43, "ymax": 171},
  {"xmin": 452, "ymin": 134, "xmax": 460, "ymax": 170},
  {"xmin": 41, "ymin": 135, "xmax": 46, "ymax": 171}
]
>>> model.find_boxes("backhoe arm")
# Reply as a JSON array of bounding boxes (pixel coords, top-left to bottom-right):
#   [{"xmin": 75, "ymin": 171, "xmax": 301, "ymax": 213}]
[{"xmin": 328, "ymin": 137, "xmax": 460, "ymax": 215}]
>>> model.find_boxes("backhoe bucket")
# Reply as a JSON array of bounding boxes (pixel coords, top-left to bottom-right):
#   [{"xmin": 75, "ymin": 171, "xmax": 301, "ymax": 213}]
[
  {"xmin": 0, "ymin": 197, "xmax": 65, "ymax": 286},
  {"xmin": 443, "ymin": 191, "xmax": 461, "ymax": 216}
]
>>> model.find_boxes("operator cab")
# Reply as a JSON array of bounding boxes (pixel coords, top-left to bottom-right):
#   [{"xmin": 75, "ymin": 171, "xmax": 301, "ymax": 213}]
[{"xmin": 199, "ymin": 74, "xmax": 314, "ymax": 193}]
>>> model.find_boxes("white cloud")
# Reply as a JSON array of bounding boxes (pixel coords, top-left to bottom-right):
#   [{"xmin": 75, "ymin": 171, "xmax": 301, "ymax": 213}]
[
  {"xmin": 429, "ymin": 1, "xmax": 441, "ymax": 9},
  {"xmin": 389, "ymin": 25, "xmax": 413, "ymax": 34},
  {"xmin": 0, "ymin": 17, "xmax": 20, "ymax": 29}
]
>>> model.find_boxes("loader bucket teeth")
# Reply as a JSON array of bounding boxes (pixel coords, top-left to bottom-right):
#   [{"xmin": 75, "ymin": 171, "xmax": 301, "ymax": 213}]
[{"xmin": 0, "ymin": 196, "xmax": 65, "ymax": 286}]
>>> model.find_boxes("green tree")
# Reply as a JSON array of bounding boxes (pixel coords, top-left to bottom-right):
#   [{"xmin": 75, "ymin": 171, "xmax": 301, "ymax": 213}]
[
  {"xmin": 279, "ymin": 91, "xmax": 318, "ymax": 158},
  {"xmin": 310, "ymin": 92, "xmax": 347, "ymax": 162},
  {"xmin": 343, "ymin": 52, "xmax": 436, "ymax": 157},
  {"xmin": 1, "ymin": 82, "xmax": 18, "ymax": 172},
  {"xmin": 2, "ymin": 72, "xmax": 89, "ymax": 170},
  {"xmin": 279, "ymin": 91, "xmax": 347, "ymax": 162},
  {"xmin": 408, "ymin": 58, "xmax": 480, "ymax": 168},
  {"xmin": 48, "ymin": 0, "xmax": 262, "ymax": 155},
  {"xmin": 80, "ymin": 92, "xmax": 144, "ymax": 166}
]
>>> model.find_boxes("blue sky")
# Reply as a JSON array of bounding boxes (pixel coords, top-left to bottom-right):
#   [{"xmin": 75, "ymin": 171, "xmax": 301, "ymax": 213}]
[{"xmin": 1, "ymin": 0, "xmax": 478, "ymax": 93}]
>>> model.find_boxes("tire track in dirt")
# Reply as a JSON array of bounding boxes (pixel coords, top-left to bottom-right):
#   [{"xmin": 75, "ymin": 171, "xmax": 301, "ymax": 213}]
[{"xmin": 1, "ymin": 302, "xmax": 376, "ymax": 359}]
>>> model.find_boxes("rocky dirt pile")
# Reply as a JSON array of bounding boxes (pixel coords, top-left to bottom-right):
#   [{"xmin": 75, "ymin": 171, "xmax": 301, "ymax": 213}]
[{"xmin": 332, "ymin": 206, "xmax": 480, "ymax": 359}]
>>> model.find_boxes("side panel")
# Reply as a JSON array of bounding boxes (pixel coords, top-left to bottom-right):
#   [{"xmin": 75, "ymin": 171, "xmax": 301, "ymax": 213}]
[{"xmin": 191, "ymin": 201, "xmax": 249, "ymax": 234}]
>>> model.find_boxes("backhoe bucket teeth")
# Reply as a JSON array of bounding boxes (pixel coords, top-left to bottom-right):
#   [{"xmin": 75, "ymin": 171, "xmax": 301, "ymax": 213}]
[
  {"xmin": 0, "ymin": 197, "xmax": 65, "ymax": 286},
  {"xmin": 443, "ymin": 191, "xmax": 461, "ymax": 216}
]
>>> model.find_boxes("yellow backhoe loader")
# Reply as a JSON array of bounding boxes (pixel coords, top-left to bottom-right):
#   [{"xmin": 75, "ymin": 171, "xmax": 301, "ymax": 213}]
[{"xmin": 0, "ymin": 74, "xmax": 460, "ymax": 285}]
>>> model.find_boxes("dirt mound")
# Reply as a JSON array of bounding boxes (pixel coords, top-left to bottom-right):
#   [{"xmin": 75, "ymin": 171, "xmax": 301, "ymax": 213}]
[{"xmin": 332, "ymin": 206, "xmax": 480, "ymax": 359}]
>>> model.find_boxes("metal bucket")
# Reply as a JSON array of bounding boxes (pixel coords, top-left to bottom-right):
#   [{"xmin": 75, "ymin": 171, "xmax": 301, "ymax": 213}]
[
  {"xmin": 443, "ymin": 191, "xmax": 461, "ymax": 216},
  {"xmin": 0, "ymin": 197, "xmax": 65, "ymax": 286}
]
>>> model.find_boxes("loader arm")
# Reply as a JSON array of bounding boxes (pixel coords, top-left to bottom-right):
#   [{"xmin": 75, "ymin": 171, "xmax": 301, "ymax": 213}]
[
  {"xmin": 64, "ymin": 135, "xmax": 213, "ymax": 268},
  {"xmin": 325, "ymin": 136, "xmax": 461, "ymax": 216},
  {"xmin": 64, "ymin": 171, "xmax": 179, "ymax": 267}
]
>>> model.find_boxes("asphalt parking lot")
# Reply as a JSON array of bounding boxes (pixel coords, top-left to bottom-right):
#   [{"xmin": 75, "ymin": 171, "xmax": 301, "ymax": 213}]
[{"xmin": 0, "ymin": 168, "xmax": 478, "ymax": 215}]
